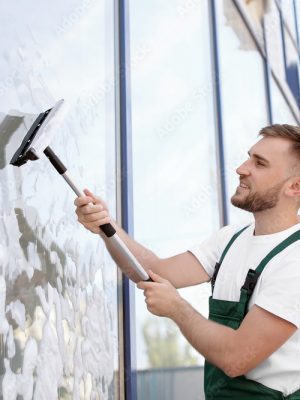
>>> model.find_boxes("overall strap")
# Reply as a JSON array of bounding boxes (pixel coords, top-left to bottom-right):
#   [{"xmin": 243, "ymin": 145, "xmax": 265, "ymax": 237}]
[
  {"xmin": 219, "ymin": 225, "xmax": 249, "ymax": 264},
  {"xmin": 211, "ymin": 225, "xmax": 249, "ymax": 293},
  {"xmin": 256, "ymin": 230, "xmax": 300, "ymax": 274},
  {"xmin": 241, "ymin": 230, "xmax": 300, "ymax": 299}
]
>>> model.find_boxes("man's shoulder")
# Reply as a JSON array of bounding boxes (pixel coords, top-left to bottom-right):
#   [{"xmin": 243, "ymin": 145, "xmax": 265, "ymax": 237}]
[
  {"xmin": 218, "ymin": 222, "xmax": 253, "ymax": 242},
  {"xmin": 188, "ymin": 222, "xmax": 253, "ymax": 259}
]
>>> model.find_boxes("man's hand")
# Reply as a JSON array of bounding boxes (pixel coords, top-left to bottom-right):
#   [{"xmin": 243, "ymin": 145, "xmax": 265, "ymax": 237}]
[
  {"xmin": 137, "ymin": 270, "xmax": 184, "ymax": 318},
  {"xmin": 74, "ymin": 188, "xmax": 111, "ymax": 234}
]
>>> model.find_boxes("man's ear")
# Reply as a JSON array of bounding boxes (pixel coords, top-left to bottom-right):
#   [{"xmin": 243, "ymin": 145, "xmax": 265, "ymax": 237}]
[{"xmin": 285, "ymin": 177, "xmax": 300, "ymax": 197}]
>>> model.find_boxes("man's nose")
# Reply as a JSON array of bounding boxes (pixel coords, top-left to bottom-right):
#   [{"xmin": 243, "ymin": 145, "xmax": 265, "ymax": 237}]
[{"xmin": 236, "ymin": 160, "xmax": 250, "ymax": 176}]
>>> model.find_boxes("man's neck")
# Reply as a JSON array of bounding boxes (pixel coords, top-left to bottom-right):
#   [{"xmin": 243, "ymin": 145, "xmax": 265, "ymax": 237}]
[{"xmin": 253, "ymin": 208, "xmax": 299, "ymax": 235}]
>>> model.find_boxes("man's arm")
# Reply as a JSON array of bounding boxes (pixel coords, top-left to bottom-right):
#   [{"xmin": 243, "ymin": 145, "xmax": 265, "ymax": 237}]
[
  {"xmin": 138, "ymin": 271, "xmax": 297, "ymax": 377},
  {"xmin": 74, "ymin": 190, "xmax": 210, "ymax": 287}
]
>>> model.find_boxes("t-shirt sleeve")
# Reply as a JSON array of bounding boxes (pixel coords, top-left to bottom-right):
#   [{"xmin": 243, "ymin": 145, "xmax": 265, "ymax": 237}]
[
  {"xmin": 254, "ymin": 250, "xmax": 300, "ymax": 328},
  {"xmin": 187, "ymin": 225, "xmax": 239, "ymax": 278}
]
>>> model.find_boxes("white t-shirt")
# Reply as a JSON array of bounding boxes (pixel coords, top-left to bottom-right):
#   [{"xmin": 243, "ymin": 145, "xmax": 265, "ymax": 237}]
[{"xmin": 188, "ymin": 222, "xmax": 300, "ymax": 396}]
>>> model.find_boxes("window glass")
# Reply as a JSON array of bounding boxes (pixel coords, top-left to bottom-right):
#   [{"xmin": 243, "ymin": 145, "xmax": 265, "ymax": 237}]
[
  {"xmin": 129, "ymin": 1, "xmax": 218, "ymax": 398},
  {"xmin": 243, "ymin": 0, "xmax": 265, "ymax": 30},
  {"xmin": 283, "ymin": 27, "xmax": 300, "ymax": 105},
  {"xmin": 295, "ymin": 0, "xmax": 300, "ymax": 42},
  {"xmin": 0, "ymin": 1, "xmax": 119, "ymax": 398},
  {"xmin": 216, "ymin": 0, "xmax": 269, "ymax": 225},
  {"xmin": 270, "ymin": 76, "xmax": 298, "ymax": 124},
  {"xmin": 264, "ymin": 1, "xmax": 286, "ymax": 82},
  {"xmin": 281, "ymin": 0, "xmax": 298, "ymax": 43}
]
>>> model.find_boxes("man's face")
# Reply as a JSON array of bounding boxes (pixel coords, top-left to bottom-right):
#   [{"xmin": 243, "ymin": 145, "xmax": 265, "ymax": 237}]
[{"xmin": 231, "ymin": 137, "xmax": 296, "ymax": 212}]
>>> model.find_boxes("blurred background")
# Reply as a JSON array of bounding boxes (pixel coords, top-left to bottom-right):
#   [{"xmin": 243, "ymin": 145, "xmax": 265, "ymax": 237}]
[{"xmin": 0, "ymin": 0, "xmax": 299, "ymax": 399}]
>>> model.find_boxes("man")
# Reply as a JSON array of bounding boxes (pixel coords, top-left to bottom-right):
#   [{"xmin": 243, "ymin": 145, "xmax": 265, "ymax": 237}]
[{"xmin": 75, "ymin": 124, "xmax": 300, "ymax": 399}]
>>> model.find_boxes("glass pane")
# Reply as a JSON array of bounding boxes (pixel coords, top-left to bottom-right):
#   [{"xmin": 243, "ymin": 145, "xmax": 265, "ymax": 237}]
[
  {"xmin": 283, "ymin": 28, "xmax": 300, "ymax": 105},
  {"xmin": 281, "ymin": 0, "xmax": 298, "ymax": 43},
  {"xmin": 0, "ymin": 1, "xmax": 120, "ymax": 399},
  {"xmin": 129, "ymin": 0, "xmax": 218, "ymax": 399},
  {"xmin": 295, "ymin": 0, "xmax": 300, "ymax": 42},
  {"xmin": 216, "ymin": 0, "xmax": 269, "ymax": 225},
  {"xmin": 264, "ymin": 1, "xmax": 286, "ymax": 83},
  {"xmin": 270, "ymin": 76, "xmax": 298, "ymax": 124}
]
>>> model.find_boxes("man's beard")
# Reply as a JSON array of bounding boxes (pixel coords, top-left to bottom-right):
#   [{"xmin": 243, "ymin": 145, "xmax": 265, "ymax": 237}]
[{"xmin": 231, "ymin": 180, "xmax": 286, "ymax": 213}]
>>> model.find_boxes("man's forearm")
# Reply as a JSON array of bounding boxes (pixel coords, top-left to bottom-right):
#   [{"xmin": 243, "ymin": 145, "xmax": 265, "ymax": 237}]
[
  {"xmin": 100, "ymin": 220, "xmax": 160, "ymax": 282},
  {"xmin": 75, "ymin": 193, "xmax": 209, "ymax": 287},
  {"xmin": 171, "ymin": 298, "xmax": 238, "ymax": 376}
]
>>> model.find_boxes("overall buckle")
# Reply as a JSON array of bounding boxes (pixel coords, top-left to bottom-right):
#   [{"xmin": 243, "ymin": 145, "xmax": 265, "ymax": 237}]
[
  {"xmin": 211, "ymin": 262, "xmax": 221, "ymax": 292},
  {"xmin": 241, "ymin": 269, "xmax": 261, "ymax": 295}
]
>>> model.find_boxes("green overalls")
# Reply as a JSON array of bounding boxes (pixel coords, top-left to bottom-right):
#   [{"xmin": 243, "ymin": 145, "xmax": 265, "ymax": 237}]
[{"xmin": 204, "ymin": 226, "xmax": 300, "ymax": 400}]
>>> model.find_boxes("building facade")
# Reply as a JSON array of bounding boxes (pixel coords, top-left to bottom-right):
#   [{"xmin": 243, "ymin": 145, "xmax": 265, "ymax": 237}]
[{"xmin": 0, "ymin": 0, "xmax": 299, "ymax": 399}]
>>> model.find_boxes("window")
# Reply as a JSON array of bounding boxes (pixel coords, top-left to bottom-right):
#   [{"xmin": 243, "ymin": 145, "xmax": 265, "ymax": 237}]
[
  {"xmin": 282, "ymin": 27, "xmax": 300, "ymax": 106},
  {"xmin": 129, "ymin": 1, "xmax": 219, "ymax": 398},
  {"xmin": 281, "ymin": 0, "xmax": 298, "ymax": 43},
  {"xmin": 264, "ymin": 1, "xmax": 286, "ymax": 84},
  {"xmin": 216, "ymin": 0, "xmax": 269, "ymax": 225},
  {"xmin": 270, "ymin": 76, "xmax": 299, "ymax": 124},
  {"xmin": 0, "ymin": 1, "xmax": 120, "ymax": 398}
]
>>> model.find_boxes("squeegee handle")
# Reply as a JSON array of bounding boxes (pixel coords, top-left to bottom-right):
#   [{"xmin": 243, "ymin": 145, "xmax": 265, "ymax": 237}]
[
  {"xmin": 44, "ymin": 148, "xmax": 118, "ymax": 238},
  {"xmin": 44, "ymin": 146, "xmax": 116, "ymax": 237},
  {"xmin": 43, "ymin": 146, "xmax": 152, "ymax": 281}
]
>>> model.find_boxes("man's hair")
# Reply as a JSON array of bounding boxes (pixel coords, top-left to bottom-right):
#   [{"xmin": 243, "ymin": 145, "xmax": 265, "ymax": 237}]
[
  {"xmin": 259, "ymin": 124, "xmax": 300, "ymax": 148},
  {"xmin": 259, "ymin": 124, "xmax": 300, "ymax": 159}
]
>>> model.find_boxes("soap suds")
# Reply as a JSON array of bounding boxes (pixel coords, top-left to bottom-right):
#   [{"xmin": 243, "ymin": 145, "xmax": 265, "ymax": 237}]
[
  {"xmin": 0, "ymin": 276, "xmax": 9, "ymax": 336},
  {"xmin": 17, "ymin": 337, "xmax": 38, "ymax": 400},
  {"xmin": 6, "ymin": 325, "xmax": 15, "ymax": 359},
  {"xmin": 34, "ymin": 320, "xmax": 63, "ymax": 400},
  {"xmin": 6, "ymin": 299, "xmax": 26, "ymax": 330},
  {"xmin": 2, "ymin": 359, "xmax": 17, "ymax": 400},
  {"xmin": 1, "ymin": 11, "xmax": 118, "ymax": 397}
]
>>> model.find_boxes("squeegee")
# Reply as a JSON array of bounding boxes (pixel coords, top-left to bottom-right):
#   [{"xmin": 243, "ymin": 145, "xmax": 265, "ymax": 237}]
[{"xmin": 10, "ymin": 99, "xmax": 151, "ymax": 282}]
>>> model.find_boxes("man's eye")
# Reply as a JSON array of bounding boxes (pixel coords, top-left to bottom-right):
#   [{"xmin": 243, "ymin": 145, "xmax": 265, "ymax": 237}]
[{"xmin": 256, "ymin": 161, "xmax": 264, "ymax": 166}]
